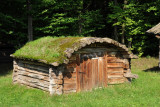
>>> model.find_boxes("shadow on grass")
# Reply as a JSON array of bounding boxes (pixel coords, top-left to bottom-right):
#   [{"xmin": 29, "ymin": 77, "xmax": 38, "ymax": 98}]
[
  {"xmin": 0, "ymin": 62, "xmax": 13, "ymax": 76},
  {"xmin": 143, "ymin": 66, "xmax": 160, "ymax": 73}
]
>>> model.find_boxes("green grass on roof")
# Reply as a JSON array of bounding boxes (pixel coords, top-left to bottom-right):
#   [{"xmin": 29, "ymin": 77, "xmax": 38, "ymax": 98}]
[{"xmin": 13, "ymin": 36, "xmax": 84, "ymax": 64}]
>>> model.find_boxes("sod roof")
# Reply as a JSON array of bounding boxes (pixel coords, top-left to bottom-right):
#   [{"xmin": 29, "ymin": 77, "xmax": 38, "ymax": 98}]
[{"xmin": 12, "ymin": 36, "xmax": 136, "ymax": 66}]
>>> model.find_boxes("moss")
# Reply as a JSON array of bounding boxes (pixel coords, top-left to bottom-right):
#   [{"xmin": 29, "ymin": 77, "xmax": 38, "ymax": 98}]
[{"xmin": 13, "ymin": 36, "xmax": 84, "ymax": 64}]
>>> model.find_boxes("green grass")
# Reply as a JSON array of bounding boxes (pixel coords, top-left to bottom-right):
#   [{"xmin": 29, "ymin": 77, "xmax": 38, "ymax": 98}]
[
  {"xmin": 13, "ymin": 36, "xmax": 84, "ymax": 64},
  {"xmin": 1, "ymin": 57, "xmax": 160, "ymax": 107}
]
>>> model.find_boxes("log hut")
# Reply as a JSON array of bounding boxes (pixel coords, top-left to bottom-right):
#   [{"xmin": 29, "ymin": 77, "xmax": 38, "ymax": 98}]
[
  {"xmin": 147, "ymin": 23, "xmax": 160, "ymax": 68},
  {"xmin": 11, "ymin": 37, "xmax": 138, "ymax": 95}
]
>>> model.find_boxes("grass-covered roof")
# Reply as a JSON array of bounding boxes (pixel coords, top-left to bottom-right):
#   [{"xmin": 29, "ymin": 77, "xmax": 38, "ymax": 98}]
[{"xmin": 12, "ymin": 36, "xmax": 135, "ymax": 66}]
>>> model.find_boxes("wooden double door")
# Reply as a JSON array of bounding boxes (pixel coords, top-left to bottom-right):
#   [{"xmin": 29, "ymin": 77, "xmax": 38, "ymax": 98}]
[{"xmin": 76, "ymin": 53, "xmax": 108, "ymax": 92}]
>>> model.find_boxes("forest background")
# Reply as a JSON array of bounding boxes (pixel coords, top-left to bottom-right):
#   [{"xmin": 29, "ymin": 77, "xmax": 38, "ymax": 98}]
[{"xmin": 0, "ymin": 0, "xmax": 160, "ymax": 57}]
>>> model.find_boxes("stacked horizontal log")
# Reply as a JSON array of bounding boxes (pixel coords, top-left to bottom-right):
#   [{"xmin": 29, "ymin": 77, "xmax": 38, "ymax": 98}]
[
  {"xmin": 13, "ymin": 59, "xmax": 63, "ymax": 94},
  {"xmin": 13, "ymin": 60, "xmax": 50, "ymax": 91},
  {"xmin": 49, "ymin": 67, "xmax": 63, "ymax": 95},
  {"xmin": 107, "ymin": 53, "xmax": 129, "ymax": 84}
]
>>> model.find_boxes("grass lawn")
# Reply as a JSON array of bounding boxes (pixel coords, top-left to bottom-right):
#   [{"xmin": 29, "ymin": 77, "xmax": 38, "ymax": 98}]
[{"xmin": 1, "ymin": 57, "xmax": 160, "ymax": 107}]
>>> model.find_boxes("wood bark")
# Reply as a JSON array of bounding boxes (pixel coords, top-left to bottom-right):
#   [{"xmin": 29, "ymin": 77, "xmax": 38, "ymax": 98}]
[
  {"xmin": 121, "ymin": 0, "xmax": 128, "ymax": 44},
  {"xmin": 121, "ymin": 23, "xmax": 125, "ymax": 44},
  {"xmin": 27, "ymin": 0, "xmax": 33, "ymax": 41},
  {"xmin": 78, "ymin": 15, "xmax": 83, "ymax": 34},
  {"xmin": 78, "ymin": 0, "xmax": 85, "ymax": 35},
  {"xmin": 128, "ymin": 39, "xmax": 132, "ymax": 50},
  {"xmin": 113, "ymin": 0, "xmax": 119, "ymax": 41}
]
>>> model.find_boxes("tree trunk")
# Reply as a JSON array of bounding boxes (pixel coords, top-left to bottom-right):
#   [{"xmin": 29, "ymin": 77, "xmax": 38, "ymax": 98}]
[
  {"xmin": 113, "ymin": 0, "xmax": 119, "ymax": 41},
  {"xmin": 128, "ymin": 37, "xmax": 132, "ymax": 50},
  {"xmin": 121, "ymin": 23, "xmax": 125, "ymax": 44},
  {"xmin": 27, "ymin": 0, "xmax": 33, "ymax": 41},
  {"xmin": 78, "ymin": 15, "xmax": 83, "ymax": 35},
  {"xmin": 78, "ymin": 0, "xmax": 84, "ymax": 35},
  {"xmin": 121, "ymin": 0, "xmax": 128, "ymax": 44},
  {"xmin": 114, "ymin": 22, "xmax": 118, "ymax": 41}
]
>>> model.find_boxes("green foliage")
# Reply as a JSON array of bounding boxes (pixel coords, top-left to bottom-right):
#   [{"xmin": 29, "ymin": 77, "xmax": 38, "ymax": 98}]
[
  {"xmin": 1, "ymin": 0, "xmax": 160, "ymax": 56},
  {"xmin": 37, "ymin": 13, "xmax": 78, "ymax": 36},
  {"xmin": 80, "ymin": 10, "xmax": 105, "ymax": 36},
  {"xmin": 107, "ymin": 0, "xmax": 160, "ymax": 56},
  {"xmin": 0, "ymin": 0, "xmax": 27, "ymax": 46},
  {"xmin": 33, "ymin": 0, "xmax": 82, "ymax": 37}
]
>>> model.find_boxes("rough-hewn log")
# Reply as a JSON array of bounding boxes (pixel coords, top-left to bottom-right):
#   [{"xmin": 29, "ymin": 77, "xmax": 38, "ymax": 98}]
[
  {"xmin": 108, "ymin": 78, "xmax": 125, "ymax": 84},
  {"xmin": 124, "ymin": 71, "xmax": 138, "ymax": 79},
  {"xmin": 16, "ymin": 70, "xmax": 49, "ymax": 81},
  {"xmin": 18, "ymin": 60, "xmax": 48, "ymax": 67},
  {"xmin": 49, "ymin": 67, "xmax": 55, "ymax": 95},
  {"xmin": 16, "ymin": 60, "xmax": 49, "ymax": 72},
  {"xmin": 107, "ymin": 57, "xmax": 129, "ymax": 64},
  {"xmin": 108, "ymin": 72, "xmax": 123, "ymax": 78},
  {"xmin": 14, "ymin": 78, "xmax": 49, "ymax": 92},
  {"xmin": 63, "ymin": 77, "xmax": 76, "ymax": 84},
  {"xmin": 107, "ymin": 63, "xmax": 124, "ymax": 68},
  {"xmin": 107, "ymin": 68, "xmax": 124, "ymax": 73},
  {"xmin": 63, "ymin": 83, "xmax": 76, "ymax": 91},
  {"xmin": 24, "ymin": 64, "xmax": 49, "ymax": 72},
  {"xmin": 16, "ymin": 79, "xmax": 49, "ymax": 91},
  {"xmin": 16, "ymin": 66, "xmax": 49, "ymax": 76},
  {"xmin": 16, "ymin": 74, "xmax": 49, "ymax": 86},
  {"xmin": 11, "ymin": 37, "xmax": 137, "ymax": 67}
]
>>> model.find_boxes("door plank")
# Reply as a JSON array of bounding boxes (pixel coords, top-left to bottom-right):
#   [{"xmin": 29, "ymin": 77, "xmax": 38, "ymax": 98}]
[
  {"xmin": 98, "ymin": 57, "xmax": 103, "ymax": 86},
  {"xmin": 76, "ymin": 54, "xmax": 80, "ymax": 92},
  {"xmin": 95, "ymin": 59, "xmax": 98, "ymax": 87},
  {"xmin": 88, "ymin": 59, "xmax": 92, "ymax": 90},
  {"xmin": 83, "ymin": 60, "xmax": 86, "ymax": 90}
]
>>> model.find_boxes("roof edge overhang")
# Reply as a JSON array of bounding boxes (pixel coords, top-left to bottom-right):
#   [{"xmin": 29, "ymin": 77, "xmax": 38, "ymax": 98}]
[{"xmin": 11, "ymin": 37, "xmax": 137, "ymax": 66}]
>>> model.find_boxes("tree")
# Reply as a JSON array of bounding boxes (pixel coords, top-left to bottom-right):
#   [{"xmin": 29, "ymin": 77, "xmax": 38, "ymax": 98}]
[
  {"xmin": 0, "ymin": 0, "xmax": 27, "ymax": 47},
  {"xmin": 1, "ymin": 0, "xmax": 160, "ymax": 56},
  {"xmin": 27, "ymin": 0, "xmax": 33, "ymax": 41},
  {"xmin": 107, "ymin": 0, "xmax": 160, "ymax": 56}
]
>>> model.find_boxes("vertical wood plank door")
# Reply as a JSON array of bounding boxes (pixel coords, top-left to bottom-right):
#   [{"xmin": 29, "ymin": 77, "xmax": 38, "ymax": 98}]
[{"xmin": 76, "ymin": 53, "xmax": 108, "ymax": 92}]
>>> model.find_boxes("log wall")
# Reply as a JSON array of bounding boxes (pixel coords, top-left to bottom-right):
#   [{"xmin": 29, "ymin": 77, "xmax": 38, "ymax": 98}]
[
  {"xmin": 13, "ymin": 60, "xmax": 50, "ymax": 91},
  {"xmin": 107, "ymin": 53, "xmax": 129, "ymax": 84},
  {"xmin": 13, "ymin": 59, "xmax": 63, "ymax": 95}
]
